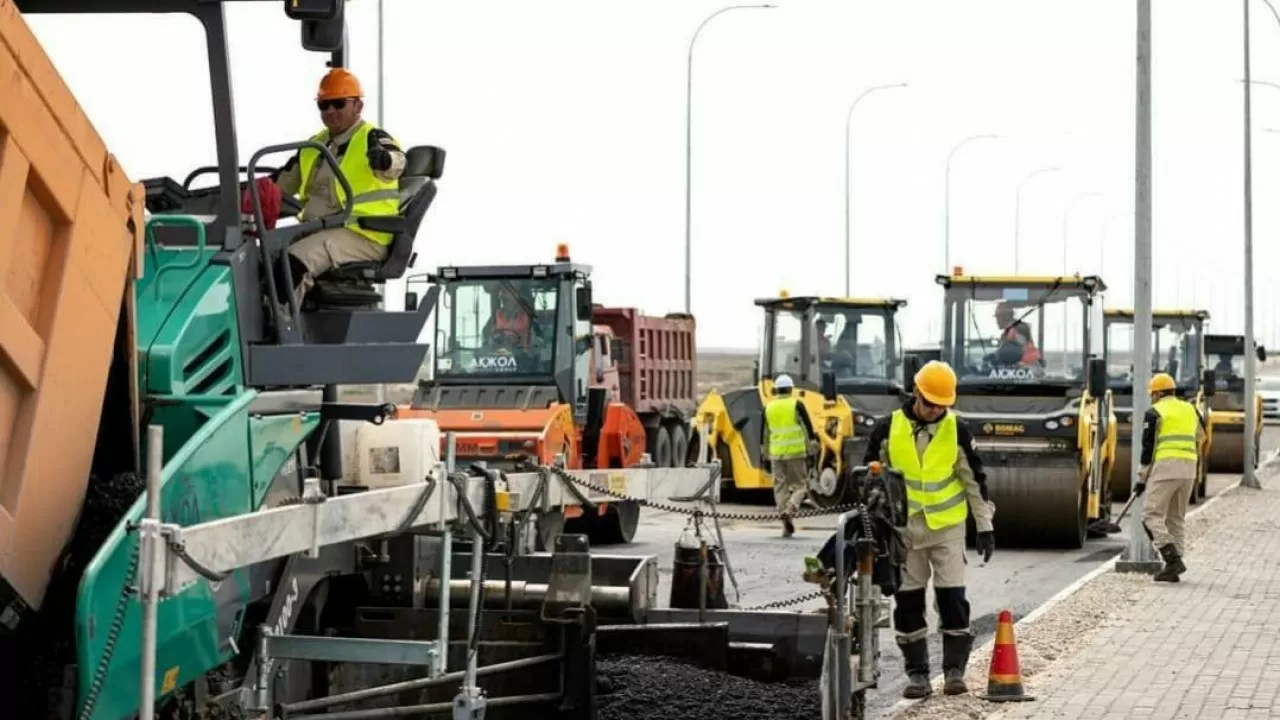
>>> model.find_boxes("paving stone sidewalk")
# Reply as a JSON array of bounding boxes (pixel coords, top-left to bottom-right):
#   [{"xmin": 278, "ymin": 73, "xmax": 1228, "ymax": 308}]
[{"xmin": 990, "ymin": 477, "xmax": 1280, "ymax": 720}]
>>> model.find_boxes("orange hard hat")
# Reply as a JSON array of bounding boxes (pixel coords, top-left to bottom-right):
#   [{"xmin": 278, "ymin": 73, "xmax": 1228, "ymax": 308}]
[
  {"xmin": 915, "ymin": 360, "xmax": 958, "ymax": 407},
  {"xmin": 317, "ymin": 68, "xmax": 364, "ymax": 101}
]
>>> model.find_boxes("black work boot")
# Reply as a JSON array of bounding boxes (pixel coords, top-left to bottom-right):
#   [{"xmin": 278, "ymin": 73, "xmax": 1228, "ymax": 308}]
[
  {"xmin": 941, "ymin": 633, "xmax": 973, "ymax": 695},
  {"xmin": 1154, "ymin": 544, "xmax": 1185, "ymax": 582},
  {"xmin": 781, "ymin": 514, "xmax": 795, "ymax": 538},
  {"xmin": 899, "ymin": 638, "xmax": 932, "ymax": 699}
]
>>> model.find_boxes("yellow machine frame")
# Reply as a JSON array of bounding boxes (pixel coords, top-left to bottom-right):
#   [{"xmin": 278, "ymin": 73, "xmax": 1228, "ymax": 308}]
[
  {"xmin": 1102, "ymin": 308, "xmax": 1214, "ymax": 502},
  {"xmin": 935, "ymin": 271, "xmax": 1117, "ymax": 548},
  {"xmin": 690, "ymin": 293, "xmax": 907, "ymax": 506}
]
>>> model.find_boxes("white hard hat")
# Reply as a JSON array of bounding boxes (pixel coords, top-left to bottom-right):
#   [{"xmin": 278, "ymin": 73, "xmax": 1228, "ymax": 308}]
[{"xmin": 775, "ymin": 374, "xmax": 794, "ymax": 390}]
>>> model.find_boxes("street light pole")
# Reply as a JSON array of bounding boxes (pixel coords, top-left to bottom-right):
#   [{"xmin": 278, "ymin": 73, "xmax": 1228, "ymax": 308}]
[
  {"xmin": 684, "ymin": 3, "xmax": 775, "ymax": 315},
  {"xmin": 1013, "ymin": 165, "xmax": 1064, "ymax": 273},
  {"xmin": 1119, "ymin": 0, "xmax": 1161, "ymax": 573},
  {"xmin": 374, "ymin": 0, "xmax": 388, "ymax": 405},
  {"xmin": 1243, "ymin": 0, "xmax": 1261, "ymax": 487},
  {"xmin": 843, "ymin": 82, "xmax": 908, "ymax": 295},
  {"xmin": 945, "ymin": 133, "xmax": 1000, "ymax": 272}
]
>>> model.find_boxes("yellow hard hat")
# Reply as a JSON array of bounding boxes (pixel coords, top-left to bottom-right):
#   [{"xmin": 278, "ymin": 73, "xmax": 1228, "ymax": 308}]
[
  {"xmin": 915, "ymin": 360, "xmax": 957, "ymax": 407},
  {"xmin": 317, "ymin": 68, "xmax": 364, "ymax": 101},
  {"xmin": 1149, "ymin": 373, "xmax": 1176, "ymax": 394}
]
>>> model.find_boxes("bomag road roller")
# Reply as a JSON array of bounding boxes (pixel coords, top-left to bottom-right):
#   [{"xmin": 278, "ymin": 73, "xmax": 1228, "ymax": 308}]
[
  {"xmin": 689, "ymin": 293, "xmax": 908, "ymax": 507},
  {"xmin": 1204, "ymin": 333, "xmax": 1267, "ymax": 473},
  {"xmin": 932, "ymin": 271, "xmax": 1117, "ymax": 548},
  {"xmin": 1103, "ymin": 308, "xmax": 1216, "ymax": 502}
]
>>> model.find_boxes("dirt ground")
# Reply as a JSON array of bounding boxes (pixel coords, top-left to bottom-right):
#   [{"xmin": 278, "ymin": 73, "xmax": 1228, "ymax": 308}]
[{"xmin": 341, "ymin": 351, "xmax": 758, "ymax": 405}]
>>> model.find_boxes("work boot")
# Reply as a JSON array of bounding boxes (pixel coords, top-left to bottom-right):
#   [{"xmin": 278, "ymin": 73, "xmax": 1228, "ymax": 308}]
[
  {"xmin": 781, "ymin": 514, "xmax": 795, "ymax": 538},
  {"xmin": 899, "ymin": 639, "xmax": 932, "ymax": 699},
  {"xmin": 1154, "ymin": 544, "xmax": 1185, "ymax": 582},
  {"xmin": 941, "ymin": 633, "xmax": 974, "ymax": 695}
]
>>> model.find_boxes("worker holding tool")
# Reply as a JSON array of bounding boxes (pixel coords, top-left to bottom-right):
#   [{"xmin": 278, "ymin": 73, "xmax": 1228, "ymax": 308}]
[
  {"xmin": 808, "ymin": 360, "xmax": 994, "ymax": 698},
  {"xmin": 763, "ymin": 374, "xmax": 815, "ymax": 538},
  {"xmin": 261, "ymin": 68, "xmax": 406, "ymax": 309},
  {"xmin": 1133, "ymin": 372, "xmax": 1205, "ymax": 583}
]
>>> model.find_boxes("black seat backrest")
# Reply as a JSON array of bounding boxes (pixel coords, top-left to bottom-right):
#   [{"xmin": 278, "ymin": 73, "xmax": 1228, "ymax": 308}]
[{"xmin": 382, "ymin": 146, "xmax": 446, "ymax": 278}]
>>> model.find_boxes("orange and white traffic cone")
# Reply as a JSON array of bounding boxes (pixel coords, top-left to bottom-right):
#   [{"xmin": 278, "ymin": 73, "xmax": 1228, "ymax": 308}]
[{"xmin": 980, "ymin": 609, "xmax": 1035, "ymax": 702}]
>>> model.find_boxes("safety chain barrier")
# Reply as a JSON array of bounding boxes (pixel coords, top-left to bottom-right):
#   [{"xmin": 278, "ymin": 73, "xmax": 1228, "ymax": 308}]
[{"xmin": 542, "ymin": 464, "xmax": 864, "ymax": 522}]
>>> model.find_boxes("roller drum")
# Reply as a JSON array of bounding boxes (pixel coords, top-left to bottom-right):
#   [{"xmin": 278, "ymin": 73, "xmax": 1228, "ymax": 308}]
[
  {"xmin": 1208, "ymin": 429, "xmax": 1245, "ymax": 474},
  {"xmin": 1111, "ymin": 433, "xmax": 1134, "ymax": 500},
  {"xmin": 981, "ymin": 455, "xmax": 1085, "ymax": 549}
]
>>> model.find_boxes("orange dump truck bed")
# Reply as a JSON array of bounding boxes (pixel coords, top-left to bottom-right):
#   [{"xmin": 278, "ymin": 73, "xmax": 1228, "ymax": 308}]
[{"xmin": 0, "ymin": 0, "xmax": 143, "ymax": 627}]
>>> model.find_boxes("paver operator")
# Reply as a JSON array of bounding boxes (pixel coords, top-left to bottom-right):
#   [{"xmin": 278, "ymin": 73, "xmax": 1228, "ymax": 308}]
[
  {"xmin": 763, "ymin": 374, "xmax": 815, "ymax": 538},
  {"xmin": 864, "ymin": 360, "xmax": 994, "ymax": 698},
  {"xmin": 270, "ymin": 68, "xmax": 407, "ymax": 307},
  {"xmin": 1133, "ymin": 372, "xmax": 1205, "ymax": 583}
]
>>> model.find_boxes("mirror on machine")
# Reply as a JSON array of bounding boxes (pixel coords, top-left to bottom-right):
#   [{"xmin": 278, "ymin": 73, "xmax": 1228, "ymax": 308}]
[
  {"xmin": 576, "ymin": 284, "xmax": 594, "ymax": 321},
  {"xmin": 1258, "ymin": 345, "xmax": 1268, "ymax": 363},
  {"xmin": 1086, "ymin": 357, "xmax": 1107, "ymax": 398},
  {"xmin": 902, "ymin": 354, "xmax": 920, "ymax": 396},
  {"xmin": 285, "ymin": 0, "xmax": 345, "ymax": 52},
  {"xmin": 821, "ymin": 371, "xmax": 838, "ymax": 402},
  {"xmin": 1202, "ymin": 368, "xmax": 1217, "ymax": 397}
]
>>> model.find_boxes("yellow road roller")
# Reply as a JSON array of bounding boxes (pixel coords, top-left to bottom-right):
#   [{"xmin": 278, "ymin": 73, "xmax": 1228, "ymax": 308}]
[
  {"xmin": 1103, "ymin": 308, "xmax": 1215, "ymax": 503},
  {"xmin": 1204, "ymin": 333, "xmax": 1267, "ymax": 473},
  {"xmin": 689, "ymin": 293, "xmax": 908, "ymax": 507},
  {"xmin": 933, "ymin": 271, "xmax": 1117, "ymax": 549}
]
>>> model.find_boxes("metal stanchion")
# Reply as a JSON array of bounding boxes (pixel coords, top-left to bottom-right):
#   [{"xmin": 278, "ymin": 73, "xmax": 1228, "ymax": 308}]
[{"xmin": 138, "ymin": 425, "xmax": 165, "ymax": 720}]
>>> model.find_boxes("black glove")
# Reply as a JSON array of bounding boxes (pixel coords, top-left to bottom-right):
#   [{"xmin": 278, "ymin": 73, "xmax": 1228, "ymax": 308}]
[
  {"xmin": 367, "ymin": 144, "xmax": 393, "ymax": 171},
  {"xmin": 1133, "ymin": 482, "xmax": 1146, "ymax": 497},
  {"xmin": 976, "ymin": 531, "xmax": 995, "ymax": 562}
]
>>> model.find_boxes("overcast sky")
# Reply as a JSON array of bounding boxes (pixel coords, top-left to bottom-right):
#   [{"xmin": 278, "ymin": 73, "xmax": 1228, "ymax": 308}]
[{"xmin": 24, "ymin": 0, "xmax": 1280, "ymax": 350}]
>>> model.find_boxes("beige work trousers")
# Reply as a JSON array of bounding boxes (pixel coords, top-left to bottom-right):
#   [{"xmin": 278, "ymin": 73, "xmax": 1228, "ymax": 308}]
[
  {"xmin": 771, "ymin": 456, "xmax": 808, "ymax": 517},
  {"xmin": 900, "ymin": 513, "xmax": 967, "ymax": 591},
  {"xmin": 287, "ymin": 227, "xmax": 389, "ymax": 302},
  {"xmin": 1142, "ymin": 458, "xmax": 1196, "ymax": 554}
]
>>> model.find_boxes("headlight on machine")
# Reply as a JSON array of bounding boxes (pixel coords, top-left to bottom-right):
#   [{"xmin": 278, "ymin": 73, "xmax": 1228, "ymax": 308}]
[{"xmin": 1043, "ymin": 415, "xmax": 1074, "ymax": 431}]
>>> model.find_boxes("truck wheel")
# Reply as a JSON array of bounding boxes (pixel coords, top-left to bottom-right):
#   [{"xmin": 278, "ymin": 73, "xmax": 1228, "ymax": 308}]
[
  {"xmin": 591, "ymin": 501, "xmax": 641, "ymax": 545},
  {"xmin": 669, "ymin": 424, "xmax": 689, "ymax": 468},
  {"xmin": 650, "ymin": 426, "xmax": 673, "ymax": 468}
]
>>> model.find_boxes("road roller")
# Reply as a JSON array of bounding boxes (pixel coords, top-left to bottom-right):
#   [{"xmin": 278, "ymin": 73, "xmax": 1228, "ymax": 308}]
[
  {"xmin": 689, "ymin": 293, "xmax": 908, "ymax": 507},
  {"xmin": 1103, "ymin": 308, "xmax": 1215, "ymax": 503},
  {"xmin": 1204, "ymin": 333, "xmax": 1267, "ymax": 473},
  {"xmin": 933, "ymin": 271, "xmax": 1116, "ymax": 549}
]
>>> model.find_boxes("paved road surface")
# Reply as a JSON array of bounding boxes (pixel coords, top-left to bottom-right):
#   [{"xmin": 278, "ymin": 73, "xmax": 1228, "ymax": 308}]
[{"xmin": 610, "ymin": 426, "xmax": 1279, "ymax": 718}]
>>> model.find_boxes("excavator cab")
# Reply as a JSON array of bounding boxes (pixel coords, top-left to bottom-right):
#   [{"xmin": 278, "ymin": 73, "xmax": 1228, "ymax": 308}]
[
  {"xmin": 691, "ymin": 293, "xmax": 905, "ymax": 507},
  {"xmin": 1102, "ymin": 309, "xmax": 1214, "ymax": 501},
  {"xmin": 936, "ymin": 271, "xmax": 1117, "ymax": 548},
  {"xmin": 1204, "ymin": 332, "xmax": 1267, "ymax": 473}
]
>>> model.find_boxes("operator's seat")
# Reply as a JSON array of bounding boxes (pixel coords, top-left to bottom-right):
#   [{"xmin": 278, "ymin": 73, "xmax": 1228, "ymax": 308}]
[{"xmin": 309, "ymin": 145, "xmax": 446, "ymax": 308}]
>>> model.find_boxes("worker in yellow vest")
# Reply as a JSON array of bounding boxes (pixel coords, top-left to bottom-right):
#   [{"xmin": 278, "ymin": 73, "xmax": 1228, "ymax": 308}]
[
  {"xmin": 1133, "ymin": 372, "xmax": 1205, "ymax": 582},
  {"xmin": 868, "ymin": 360, "xmax": 994, "ymax": 698},
  {"xmin": 272, "ymin": 68, "xmax": 406, "ymax": 307},
  {"xmin": 763, "ymin": 374, "xmax": 815, "ymax": 537}
]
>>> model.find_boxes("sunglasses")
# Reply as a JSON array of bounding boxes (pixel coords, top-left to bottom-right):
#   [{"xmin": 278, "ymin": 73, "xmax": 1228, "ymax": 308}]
[{"xmin": 317, "ymin": 98, "xmax": 351, "ymax": 111}]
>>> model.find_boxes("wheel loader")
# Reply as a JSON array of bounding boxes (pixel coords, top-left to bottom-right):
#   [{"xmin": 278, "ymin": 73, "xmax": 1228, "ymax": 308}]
[
  {"xmin": 688, "ymin": 293, "xmax": 908, "ymax": 507},
  {"xmin": 1204, "ymin": 333, "xmax": 1267, "ymax": 473},
  {"xmin": 933, "ymin": 271, "xmax": 1117, "ymax": 549},
  {"xmin": 1102, "ymin": 309, "xmax": 1216, "ymax": 502}
]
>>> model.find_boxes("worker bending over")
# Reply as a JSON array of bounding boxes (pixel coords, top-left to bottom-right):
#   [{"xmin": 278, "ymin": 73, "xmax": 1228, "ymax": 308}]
[
  {"xmin": 763, "ymin": 374, "xmax": 814, "ymax": 537},
  {"xmin": 1134, "ymin": 372, "xmax": 1205, "ymax": 582},
  {"xmin": 864, "ymin": 361, "xmax": 994, "ymax": 698},
  {"xmin": 272, "ymin": 68, "xmax": 407, "ymax": 308}
]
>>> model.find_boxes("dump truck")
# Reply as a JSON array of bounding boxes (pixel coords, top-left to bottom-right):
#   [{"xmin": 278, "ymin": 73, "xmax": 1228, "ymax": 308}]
[
  {"xmin": 1204, "ymin": 332, "xmax": 1267, "ymax": 473},
  {"xmin": 690, "ymin": 293, "xmax": 908, "ymax": 507},
  {"xmin": 932, "ymin": 271, "xmax": 1117, "ymax": 548},
  {"xmin": 1102, "ymin": 308, "xmax": 1215, "ymax": 502},
  {"xmin": 399, "ymin": 244, "xmax": 697, "ymax": 545}
]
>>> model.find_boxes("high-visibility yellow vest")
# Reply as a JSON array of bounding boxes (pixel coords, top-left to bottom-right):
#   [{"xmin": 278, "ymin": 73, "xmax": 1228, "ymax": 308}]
[
  {"xmin": 298, "ymin": 121, "xmax": 401, "ymax": 246},
  {"xmin": 765, "ymin": 396, "xmax": 807, "ymax": 459},
  {"xmin": 888, "ymin": 409, "xmax": 968, "ymax": 531},
  {"xmin": 1152, "ymin": 396, "xmax": 1199, "ymax": 463}
]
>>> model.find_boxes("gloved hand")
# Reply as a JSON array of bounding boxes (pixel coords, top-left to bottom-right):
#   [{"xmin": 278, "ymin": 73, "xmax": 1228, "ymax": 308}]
[
  {"xmin": 976, "ymin": 531, "xmax": 995, "ymax": 562},
  {"xmin": 807, "ymin": 440, "xmax": 820, "ymax": 455},
  {"xmin": 1133, "ymin": 482, "xmax": 1146, "ymax": 497},
  {"xmin": 367, "ymin": 144, "xmax": 393, "ymax": 171}
]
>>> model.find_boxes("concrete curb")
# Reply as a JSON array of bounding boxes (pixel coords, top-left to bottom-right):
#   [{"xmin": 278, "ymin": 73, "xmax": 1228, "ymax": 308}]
[{"xmin": 886, "ymin": 448, "xmax": 1280, "ymax": 717}]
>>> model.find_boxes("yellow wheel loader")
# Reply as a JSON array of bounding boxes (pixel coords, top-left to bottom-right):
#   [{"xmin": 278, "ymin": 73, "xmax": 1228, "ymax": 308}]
[
  {"xmin": 934, "ymin": 271, "xmax": 1117, "ymax": 549},
  {"xmin": 1103, "ymin": 309, "xmax": 1215, "ymax": 503},
  {"xmin": 1204, "ymin": 333, "xmax": 1267, "ymax": 473},
  {"xmin": 688, "ymin": 294, "xmax": 908, "ymax": 507}
]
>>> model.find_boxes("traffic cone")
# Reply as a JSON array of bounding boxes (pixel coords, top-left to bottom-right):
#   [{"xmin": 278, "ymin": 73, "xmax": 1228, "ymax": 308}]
[{"xmin": 979, "ymin": 609, "xmax": 1035, "ymax": 702}]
